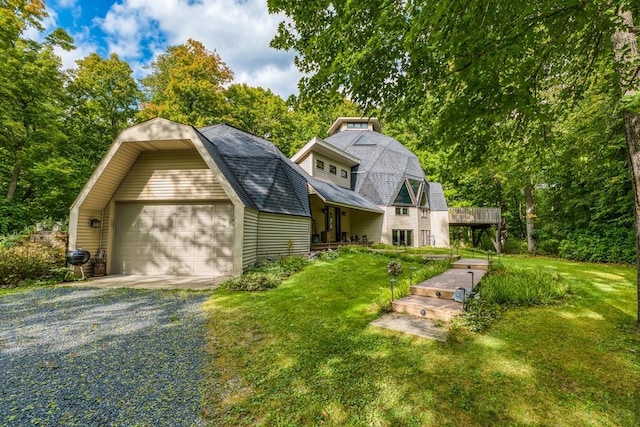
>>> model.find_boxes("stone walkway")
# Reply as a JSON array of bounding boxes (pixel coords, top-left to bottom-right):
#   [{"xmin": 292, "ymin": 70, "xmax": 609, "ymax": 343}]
[{"xmin": 371, "ymin": 258, "xmax": 490, "ymax": 341}]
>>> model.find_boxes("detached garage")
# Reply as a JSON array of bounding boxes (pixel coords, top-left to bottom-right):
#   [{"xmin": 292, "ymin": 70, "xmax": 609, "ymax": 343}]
[{"xmin": 68, "ymin": 118, "xmax": 312, "ymax": 279}]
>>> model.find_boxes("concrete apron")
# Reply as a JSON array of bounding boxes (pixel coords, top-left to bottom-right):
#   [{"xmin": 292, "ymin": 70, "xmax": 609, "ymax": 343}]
[{"xmin": 61, "ymin": 274, "xmax": 226, "ymax": 290}]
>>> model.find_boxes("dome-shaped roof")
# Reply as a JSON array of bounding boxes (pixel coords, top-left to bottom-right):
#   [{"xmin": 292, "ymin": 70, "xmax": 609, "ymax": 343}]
[{"xmin": 325, "ymin": 130, "xmax": 426, "ymax": 206}]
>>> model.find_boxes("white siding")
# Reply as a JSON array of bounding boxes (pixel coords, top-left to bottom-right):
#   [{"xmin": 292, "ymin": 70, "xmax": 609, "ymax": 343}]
[
  {"xmin": 297, "ymin": 153, "xmax": 313, "ymax": 175},
  {"xmin": 257, "ymin": 213, "xmax": 310, "ymax": 261},
  {"xmin": 243, "ymin": 209, "xmax": 259, "ymax": 268},
  {"xmin": 350, "ymin": 210, "xmax": 383, "ymax": 243},
  {"xmin": 430, "ymin": 210, "xmax": 450, "ymax": 247},
  {"xmin": 311, "ymin": 153, "xmax": 352, "ymax": 189},
  {"xmin": 115, "ymin": 150, "xmax": 227, "ymax": 201}
]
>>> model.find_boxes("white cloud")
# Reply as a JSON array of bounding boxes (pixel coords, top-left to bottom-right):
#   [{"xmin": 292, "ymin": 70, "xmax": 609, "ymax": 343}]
[{"xmin": 95, "ymin": 0, "xmax": 301, "ymax": 98}]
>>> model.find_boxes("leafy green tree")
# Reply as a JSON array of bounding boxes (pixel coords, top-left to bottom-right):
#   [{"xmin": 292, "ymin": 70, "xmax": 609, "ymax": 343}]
[
  {"xmin": 140, "ymin": 39, "xmax": 233, "ymax": 126},
  {"xmin": 223, "ymin": 83, "xmax": 297, "ymax": 155},
  {"xmin": 0, "ymin": 0, "xmax": 74, "ymax": 230},
  {"xmin": 269, "ymin": 0, "xmax": 640, "ymax": 328},
  {"xmin": 65, "ymin": 52, "xmax": 141, "ymax": 169}
]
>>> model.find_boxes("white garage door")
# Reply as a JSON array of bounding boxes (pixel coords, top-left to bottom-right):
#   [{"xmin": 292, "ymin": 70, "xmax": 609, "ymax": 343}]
[{"xmin": 113, "ymin": 202, "xmax": 234, "ymax": 276}]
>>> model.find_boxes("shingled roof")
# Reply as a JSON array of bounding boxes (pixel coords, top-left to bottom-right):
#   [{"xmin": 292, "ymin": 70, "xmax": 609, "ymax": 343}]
[
  {"xmin": 325, "ymin": 130, "xmax": 430, "ymax": 206},
  {"xmin": 196, "ymin": 124, "xmax": 311, "ymax": 217}
]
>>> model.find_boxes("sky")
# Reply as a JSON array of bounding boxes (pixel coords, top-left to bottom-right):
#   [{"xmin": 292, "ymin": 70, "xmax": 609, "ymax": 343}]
[{"xmin": 39, "ymin": 0, "xmax": 302, "ymax": 98}]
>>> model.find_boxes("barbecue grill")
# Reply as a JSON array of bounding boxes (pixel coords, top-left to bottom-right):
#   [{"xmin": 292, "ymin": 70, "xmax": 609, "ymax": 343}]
[{"xmin": 66, "ymin": 248, "xmax": 91, "ymax": 279}]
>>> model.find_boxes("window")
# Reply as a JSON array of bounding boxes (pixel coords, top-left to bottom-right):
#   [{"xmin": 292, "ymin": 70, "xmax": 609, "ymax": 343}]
[
  {"xmin": 394, "ymin": 181, "xmax": 414, "ymax": 205},
  {"xmin": 421, "ymin": 230, "xmax": 434, "ymax": 246},
  {"xmin": 420, "ymin": 185, "xmax": 429, "ymax": 207},
  {"xmin": 316, "ymin": 159, "xmax": 324, "ymax": 170},
  {"xmin": 392, "ymin": 229, "xmax": 413, "ymax": 246},
  {"xmin": 395, "ymin": 207, "xmax": 409, "ymax": 216},
  {"xmin": 341, "ymin": 169, "xmax": 348, "ymax": 179},
  {"xmin": 346, "ymin": 122, "xmax": 368, "ymax": 129},
  {"xmin": 330, "ymin": 165, "xmax": 337, "ymax": 175},
  {"xmin": 420, "ymin": 208, "xmax": 429, "ymax": 218}
]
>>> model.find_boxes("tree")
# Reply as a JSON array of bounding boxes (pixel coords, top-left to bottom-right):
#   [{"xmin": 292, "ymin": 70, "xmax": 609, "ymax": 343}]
[
  {"xmin": 66, "ymin": 53, "xmax": 140, "ymax": 167},
  {"xmin": 0, "ymin": 0, "xmax": 73, "ymax": 228},
  {"xmin": 223, "ymin": 83, "xmax": 297, "ymax": 155},
  {"xmin": 269, "ymin": 1, "xmax": 640, "ymax": 328},
  {"xmin": 139, "ymin": 39, "xmax": 233, "ymax": 126}
]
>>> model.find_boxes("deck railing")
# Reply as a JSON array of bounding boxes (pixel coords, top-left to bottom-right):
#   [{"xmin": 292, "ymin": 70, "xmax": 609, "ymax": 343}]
[{"xmin": 448, "ymin": 207, "xmax": 501, "ymax": 225}]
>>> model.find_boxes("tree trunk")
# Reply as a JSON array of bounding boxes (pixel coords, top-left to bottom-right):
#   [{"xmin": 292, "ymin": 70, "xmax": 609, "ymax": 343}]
[
  {"xmin": 624, "ymin": 110, "xmax": 640, "ymax": 331},
  {"xmin": 611, "ymin": 9, "xmax": 640, "ymax": 330},
  {"xmin": 6, "ymin": 161, "xmax": 20, "ymax": 201},
  {"xmin": 524, "ymin": 184, "xmax": 536, "ymax": 253}
]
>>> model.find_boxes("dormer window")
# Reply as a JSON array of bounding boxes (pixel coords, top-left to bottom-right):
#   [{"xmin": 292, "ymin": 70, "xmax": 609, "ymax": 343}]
[
  {"xmin": 346, "ymin": 122, "xmax": 368, "ymax": 129},
  {"xmin": 393, "ymin": 181, "xmax": 414, "ymax": 205},
  {"xmin": 329, "ymin": 165, "xmax": 337, "ymax": 175},
  {"xmin": 316, "ymin": 159, "xmax": 325, "ymax": 170}
]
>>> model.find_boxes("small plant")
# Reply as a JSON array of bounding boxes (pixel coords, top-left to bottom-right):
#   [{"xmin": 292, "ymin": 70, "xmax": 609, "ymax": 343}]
[
  {"xmin": 221, "ymin": 255, "xmax": 310, "ymax": 292},
  {"xmin": 317, "ymin": 249, "xmax": 339, "ymax": 261},
  {"xmin": 387, "ymin": 260, "xmax": 403, "ymax": 276},
  {"xmin": 452, "ymin": 297, "xmax": 501, "ymax": 333}
]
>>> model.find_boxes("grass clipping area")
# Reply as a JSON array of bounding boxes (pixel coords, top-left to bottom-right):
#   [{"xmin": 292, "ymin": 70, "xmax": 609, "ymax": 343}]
[{"xmin": 202, "ymin": 252, "xmax": 640, "ymax": 426}]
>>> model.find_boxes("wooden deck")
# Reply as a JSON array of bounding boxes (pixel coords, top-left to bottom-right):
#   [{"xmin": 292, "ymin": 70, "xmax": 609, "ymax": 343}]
[{"xmin": 448, "ymin": 207, "xmax": 501, "ymax": 226}]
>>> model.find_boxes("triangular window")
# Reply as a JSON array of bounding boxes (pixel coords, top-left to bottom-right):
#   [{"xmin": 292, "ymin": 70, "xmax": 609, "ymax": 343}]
[
  {"xmin": 393, "ymin": 181, "xmax": 414, "ymax": 205},
  {"xmin": 420, "ymin": 185, "xmax": 429, "ymax": 208},
  {"xmin": 409, "ymin": 180, "xmax": 422, "ymax": 201},
  {"xmin": 353, "ymin": 135, "xmax": 374, "ymax": 146}
]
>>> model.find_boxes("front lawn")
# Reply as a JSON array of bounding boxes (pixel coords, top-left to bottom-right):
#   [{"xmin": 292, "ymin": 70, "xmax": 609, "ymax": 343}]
[{"xmin": 202, "ymin": 252, "xmax": 640, "ymax": 426}]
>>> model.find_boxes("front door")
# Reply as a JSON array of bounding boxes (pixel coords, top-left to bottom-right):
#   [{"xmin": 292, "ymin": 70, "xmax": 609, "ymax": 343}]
[{"xmin": 324, "ymin": 206, "xmax": 342, "ymax": 242}]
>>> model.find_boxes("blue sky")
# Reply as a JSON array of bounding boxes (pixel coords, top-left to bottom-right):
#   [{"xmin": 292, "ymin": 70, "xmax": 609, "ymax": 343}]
[{"xmin": 40, "ymin": 0, "xmax": 301, "ymax": 98}]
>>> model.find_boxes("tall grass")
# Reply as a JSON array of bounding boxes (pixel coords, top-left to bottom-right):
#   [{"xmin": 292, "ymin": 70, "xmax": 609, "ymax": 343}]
[{"xmin": 478, "ymin": 264, "xmax": 569, "ymax": 306}]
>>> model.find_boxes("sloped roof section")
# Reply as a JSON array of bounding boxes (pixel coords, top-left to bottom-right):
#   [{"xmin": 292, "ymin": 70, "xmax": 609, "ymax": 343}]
[
  {"xmin": 305, "ymin": 175, "xmax": 383, "ymax": 213},
  {"xmin": 326, "ymin": 131, "xmax": 424, "ymax": 205},
  {"xmin": 427, "ymin": 182, "xmax": 448, "ymax": 211},
  {"xmin": 197, "ymin": 124, "xmax": 310, "ymax": 217}
]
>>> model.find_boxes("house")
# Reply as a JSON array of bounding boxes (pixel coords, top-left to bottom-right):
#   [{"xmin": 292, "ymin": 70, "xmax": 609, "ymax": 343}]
[
  {"xmin": 291, "ymin": 117, "xmax": 449, "ymax": 249},
  {"xmin": 68, "ymin": 117, "xmax": 448, "ymax": 278}
]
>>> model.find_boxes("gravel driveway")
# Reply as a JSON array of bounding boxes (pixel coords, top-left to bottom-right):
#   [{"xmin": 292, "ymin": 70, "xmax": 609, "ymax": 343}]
[{"xmin": 0, "ymin": 287, "xmax": 212, "ymax": 426}]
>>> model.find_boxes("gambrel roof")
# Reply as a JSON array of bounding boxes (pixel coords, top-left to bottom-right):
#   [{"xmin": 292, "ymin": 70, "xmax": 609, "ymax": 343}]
[{"xmin": 197, "ymin": 124, "xmax": 311, "ymax": 217}]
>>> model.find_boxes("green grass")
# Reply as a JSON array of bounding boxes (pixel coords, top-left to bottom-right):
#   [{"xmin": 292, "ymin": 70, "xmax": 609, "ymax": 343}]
[{"xmin": 202, "ymin": 252, "xmax": 640, "ymax": 426}]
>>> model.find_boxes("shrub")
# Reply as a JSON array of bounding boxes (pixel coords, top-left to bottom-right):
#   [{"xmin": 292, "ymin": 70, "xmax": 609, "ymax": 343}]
[
  {"xmin": 452, "ymin": 263, "xmax": 570, "ymax": 333},
  {"xmin": 478, "ymin": 265, "xmax": 569, "ymax": 307},
  {"xmin": 0, "ymin": 243, "xmax": 66, "ymax": 287},
  {"xmin": 387, "ymin": 260, "xmax": 403, "ymax": 276},
  {"xmin": 221, "ymin": 255, "xmax": 310, "ymax": 292},
  {"xmin": 452, "ymin": 297, "xmax": 501, "ymax": 333},
  {"xmin": 558, "ymin": 230, "xmax": 635, "ymax": 264},
  {"xmin": 317, "ymin": 249, "xmax": 339, "ymax": 261}
]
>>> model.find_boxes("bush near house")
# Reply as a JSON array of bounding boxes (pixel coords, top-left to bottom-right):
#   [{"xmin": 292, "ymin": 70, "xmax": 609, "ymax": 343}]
[
  {"xmin": 0, "ymin": 242, "xmax": 67, "ymax": 287},
  {"xmin": 0, "ymin": 224, "xmax": 68, "ymax": 288},
  {"xmin": 221, "ymin": 255, "xmax": 310, "ymax": 292}
]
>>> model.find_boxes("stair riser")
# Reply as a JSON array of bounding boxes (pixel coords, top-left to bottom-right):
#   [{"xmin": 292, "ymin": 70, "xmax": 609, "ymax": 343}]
[
  {"xmin": 410, "ymin": 287, "xmax": 455, "ymax": 300},
  {"xmin": 391, "ymin": 302, "xmax": 460, "ymax": 321},
  {"xmin": 452, "ymin": 264, "xmax": 489, "ymax": 271}
]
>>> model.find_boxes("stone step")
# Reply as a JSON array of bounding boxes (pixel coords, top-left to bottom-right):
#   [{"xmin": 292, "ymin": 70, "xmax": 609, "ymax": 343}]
[
  {"xmin": 452, "ymin": 258, "xmax": 490, "ymax": 271},
  {"xmin": 392, "ymin": 295, "xmax": 463, "ymax": 321},
  {"xmin": 371, "ymin": 313, "xmax": 448, "ymax": 341},
  {"xmin": 410, "ymin": 268, "xmax": 487, "ymax": 299}
]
